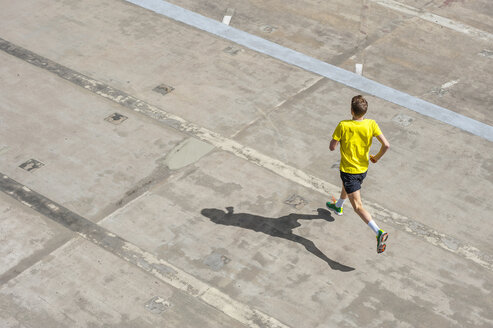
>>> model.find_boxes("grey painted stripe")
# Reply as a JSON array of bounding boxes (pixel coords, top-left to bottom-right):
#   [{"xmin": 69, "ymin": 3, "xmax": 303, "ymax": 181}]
[
  {"xmin": 0, "ymin": 174, "xmax": 290, "ymax": 328},
  {"xmin": 123, "ymin": 0, "xmax": 493, "ymax": 142}
]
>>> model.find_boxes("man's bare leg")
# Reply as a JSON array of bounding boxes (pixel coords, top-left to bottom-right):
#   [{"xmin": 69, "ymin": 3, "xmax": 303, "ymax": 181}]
[
  {"xmin": 347, "ymin": 190, "xmax": 371, "ymax": 224},
  {"xmin": 348, "ymin": 190, "xmax": 388, "ymax": 253}
]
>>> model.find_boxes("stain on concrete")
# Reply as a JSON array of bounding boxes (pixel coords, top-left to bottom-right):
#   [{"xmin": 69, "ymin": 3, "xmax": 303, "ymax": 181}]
[
  {"xmin": 144, "ymin": 296, "xmax": 172, "ymax": 314},
  {"xmin": 236, "ymin": 266, "xmax": 259, "ymax": 282},
  {"xmin": 284, "ymin": 194, "xmax": 308, "ymax": 209},
  {"xmin": 392, "ymin": 113, "xmax": 415, "ymax": 127},
  {"xmin": 192, "ymin": 173, "xmax": 242, "ymax": 196},
  {"xmin": 442, "ymin": 281, "xmax": 493, "ymax": 323},
  {"xmin": 253, "ymin": 252, "xmax": 269, "ymax": 267},
  {"xmin": 286, "ymin": 273, "xmax": 311, "ymax": 288},
  {"xmin": 260, "ymin": 25, "xmax": 277, "ymax": 33},
  {"xmin": 439, "ymin": 0, "xmax": 464, "ymax": 8},
  {"xmin": 203, "ymin": 251, "xmax": 231, "ymax": 271},
  {"xmin": 223, "ymin": 46, "xmax": 243, "ymax": 56},
  {"xmin": 341, "ymin": 281, "xmax": 460, "ymax": 327},
  {"xmin": 237, "ymin": 194, "xmax": 280, "ymax": 214},
  {"xmin": 481, "ymin": 159, "xmax": 493, "ymax": 183},
  {"xmin": 164, "ymin": 137, "xmax": 215, "ymax": 170}
]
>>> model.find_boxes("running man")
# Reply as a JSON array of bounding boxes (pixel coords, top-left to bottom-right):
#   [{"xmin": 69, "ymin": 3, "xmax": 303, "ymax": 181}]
[{"xmin": 327, "ymin": 95, "xmax": 390, "ymax": 253}]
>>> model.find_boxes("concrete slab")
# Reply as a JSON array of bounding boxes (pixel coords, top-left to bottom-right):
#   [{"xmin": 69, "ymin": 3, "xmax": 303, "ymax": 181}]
[
  {"xmin": 0, "ymin": 192, "xmax": 72, "ymax": 283},
  {"xmin": 0, "ymin": 0, "xmax": 492, "ymax": 327},
  {"xmin": 160, "ymin": 0, "xmax": 404, "ymax": 63},
  {"xmin": 339, "ymin": 16, "xmax": 493, "ymax": 125},
  {"xmin": 234, "ymin": 79, "xmax": 493, "ymax": 253},
  {"xmin": 0, "ymin": 237, "xmax": 246, "ymax": 328},
  {"xmin": 428, "ymin": 0, "xmax": 493, "ymax": 33},
  {"xmin": 149, "ymin": 0, "xmax": 493, "ymax": 126},
  {"xmin": 99, "ymin": 150, "xmax": 493, "ymax": 327},
  {"xmin": 0, "ymin": 0, "xmax": 318, "ymax": 137},
  {"xmin": 0, "ymin": 50, "xmax": 185, "ymax": 221}
]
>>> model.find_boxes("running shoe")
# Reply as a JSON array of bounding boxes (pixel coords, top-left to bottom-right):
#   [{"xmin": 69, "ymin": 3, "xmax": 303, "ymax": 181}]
[
  {"xmin": 376, "ymin": 229, "xmax": 388, "ymax": 254},
  {"xmin": 326, "ymin": 197, "xmax": 343, "ymax": 216}
]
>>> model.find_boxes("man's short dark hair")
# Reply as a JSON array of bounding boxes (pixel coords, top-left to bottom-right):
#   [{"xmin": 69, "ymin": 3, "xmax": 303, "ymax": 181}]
[{"xmin": 351, "ymin": 95, "xmax": 368, "ymax": 117}]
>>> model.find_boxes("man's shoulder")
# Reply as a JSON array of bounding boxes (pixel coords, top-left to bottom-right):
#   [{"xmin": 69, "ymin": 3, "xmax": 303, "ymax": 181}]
[{"xmin": 337, "ymin": 120, "xmax": 353, "ymax": 126}]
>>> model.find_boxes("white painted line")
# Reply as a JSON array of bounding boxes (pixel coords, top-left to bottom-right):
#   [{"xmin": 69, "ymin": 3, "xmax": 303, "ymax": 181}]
[
  {"xmin": 222, "ymin": 15, "xmax": 232, "ymax": 25},
  {"xmin": 222, "ymin": 8, "xmax": 234, "ymax": 25},
  {"xmin": 47, "ymin": 203, "xmax": 59, "ymax": 211},
  {"xmin": 372, "ymin": 0, "xmax": 493, "ymax": 42},
  {"xmin": 123, "ymin": 0, "xmax": 493, "ymax": 142},
  {"xmin": 441, "ymin": 79, "xmax": 459, "ymax": 90},
  {"xmin": 355, "ymin": 63, "xmax": 363, "ymax": 76},
  {"xmin": 20, "ymin": 201, "xmax": 32, "ymax": 208}
]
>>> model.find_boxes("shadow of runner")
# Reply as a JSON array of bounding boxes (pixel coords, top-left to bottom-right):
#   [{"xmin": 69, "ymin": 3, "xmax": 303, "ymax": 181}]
[{"xmin": 201, "ymin": 207, "xmax": 355, "ymax": 272}]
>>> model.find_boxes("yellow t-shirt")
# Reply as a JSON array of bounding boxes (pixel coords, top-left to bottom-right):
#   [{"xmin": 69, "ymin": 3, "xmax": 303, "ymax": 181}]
[{"xmin": 332, "ymin": 119, "xmax": 382, "ymax": 174}]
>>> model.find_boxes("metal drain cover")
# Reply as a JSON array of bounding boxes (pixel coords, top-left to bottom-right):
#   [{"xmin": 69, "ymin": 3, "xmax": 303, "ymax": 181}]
[
  {"xmin": 19, "ymin": 159, "xmax": 44, "ymax": 172},
  {"xmin": 105, "ymin": 113, "xmax": 128, "ymax": 125},
  {"xmin": 153, "ymin": 84, "xmax": 174, "ymax": 96}
]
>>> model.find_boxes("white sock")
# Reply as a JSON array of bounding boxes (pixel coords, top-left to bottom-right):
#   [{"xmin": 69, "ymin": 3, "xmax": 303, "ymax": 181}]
[
  {"xmin": 336, "ymin": 198, "xmax": 347, "ymax": 208},
  {"xmin": 368, "ymin": 220, "xmax": 380, "ymax": 235}
]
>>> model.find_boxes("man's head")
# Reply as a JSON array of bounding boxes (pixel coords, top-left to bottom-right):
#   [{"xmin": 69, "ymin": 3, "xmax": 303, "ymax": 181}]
[{"xmin": 351, "ymin": 95, "xmax": 368, "ymax": 118}]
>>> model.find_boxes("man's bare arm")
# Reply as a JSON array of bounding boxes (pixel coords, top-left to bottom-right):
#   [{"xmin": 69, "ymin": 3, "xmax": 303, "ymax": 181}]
[
  {"xmin": 370, "ymin": 134, "xmax": 390, "ymax": 163},
  {"xmin": 330, "ymin": 139, "xmax": 339, "ymax": 151}
]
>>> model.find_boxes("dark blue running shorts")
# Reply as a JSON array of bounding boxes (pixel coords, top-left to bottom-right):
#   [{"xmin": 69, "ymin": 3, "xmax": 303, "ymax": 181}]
[{"xmin": 340, "ymin": 171, "xmax": 367, "ymax": 194}]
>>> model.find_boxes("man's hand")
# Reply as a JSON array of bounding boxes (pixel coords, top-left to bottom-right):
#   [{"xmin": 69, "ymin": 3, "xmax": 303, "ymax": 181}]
[{"xmin": 371, "ymin": 134, "xmax": 390, "ymax": 163}]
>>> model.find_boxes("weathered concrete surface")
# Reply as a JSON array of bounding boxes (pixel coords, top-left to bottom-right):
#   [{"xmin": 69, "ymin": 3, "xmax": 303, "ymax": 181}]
[
  {"xmin": 1, "ymin": 0, "xmax": 492, "ymax": 327},
  {"xmin": 0, "ymin": 0, "xmax": 318, "ymax": 138},
  {"xmin": 99, "ymin": 150, "xmax": 493, "ymax": 327},
  {"xmin": 162, "ymin": 0, "xmax": 493, "ymax": 124},
  {"xmin": 0, "ymin": 193, "xmax": 73, "ymax": 283},
  {"xmin": 0, "ymin": 50, "xmax": 184, "ymax": 221},
  {"xmin": 234, "ymin": 79, "xmax": 493, "ymax": 254},
  {"xmin": 0, "ymin": 237, "xmax": 247, "ymax": 328}
]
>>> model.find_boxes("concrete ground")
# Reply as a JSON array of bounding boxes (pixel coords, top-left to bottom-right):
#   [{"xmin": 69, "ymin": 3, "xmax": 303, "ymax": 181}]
[{"xmin": 1, "ymin": 0, "xmax": 492, "ymax": 327}]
